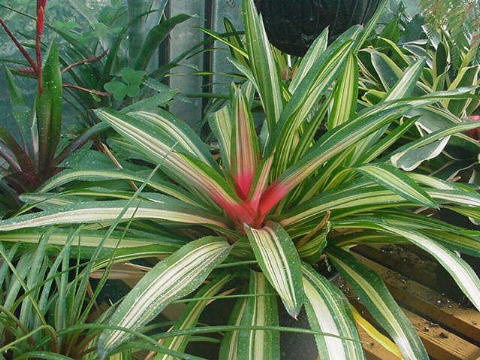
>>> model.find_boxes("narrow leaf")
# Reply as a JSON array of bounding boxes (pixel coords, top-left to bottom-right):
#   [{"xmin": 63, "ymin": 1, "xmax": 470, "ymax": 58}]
[{"xmin": 327, "ymin": 246, "xmax": 428, "ymax": 360}]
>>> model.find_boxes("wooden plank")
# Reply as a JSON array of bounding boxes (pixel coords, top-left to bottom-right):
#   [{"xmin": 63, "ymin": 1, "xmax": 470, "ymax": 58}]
[
  {"xmin": 353, "ymin": 245, "xmax": 437, "ymax": 288},
  {"xmin": 403, "ymin": 308, "xmax": 480, "ymax": 360},
  {"xmin": 353, "ymin": 252, "xmax": 480, "ymax": 343}
]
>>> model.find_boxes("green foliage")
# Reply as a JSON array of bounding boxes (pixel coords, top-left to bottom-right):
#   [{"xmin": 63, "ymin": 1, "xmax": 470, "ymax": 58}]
[{"xmin": 1, "ymin": 1, "xmax": 480, "ymax": 359}]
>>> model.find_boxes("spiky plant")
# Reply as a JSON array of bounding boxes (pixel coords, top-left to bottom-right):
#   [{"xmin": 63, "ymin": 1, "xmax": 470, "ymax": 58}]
[{"xmin": 1, "ymin": 1, "xmax": 480, "ymax": 359}]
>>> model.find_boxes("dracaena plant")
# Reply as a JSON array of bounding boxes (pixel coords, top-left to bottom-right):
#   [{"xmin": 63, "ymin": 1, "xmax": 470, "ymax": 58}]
[
  {"xmin": 358, "ymin": 16, "xmax": 480, "ymax": 181},
  {"xmin": 2, "ymin": 0, "xmax": 480, "ymax": 359}
]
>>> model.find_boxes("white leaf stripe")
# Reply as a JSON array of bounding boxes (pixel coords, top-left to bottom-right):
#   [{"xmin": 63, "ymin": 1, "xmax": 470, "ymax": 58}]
[
  {"xmin": 96, "ymin": 109, "xmax": 240, "ymax": 205},
  {"xmin": 238, "ymin": 271, "xmax": 279, "ymax": 360},
  {"xmin": 243, "ymin": 0, "xmax": 282, "ymax": 130},
  {"xmin": 328, "ymin": 52, "xmax": 358, "ymax": 129},
  {"xmin": 37, "ymin": 169, "xmax": 198, "ymax": 206},
  {"xmin": 219, "ymin": 298, "xmax": 248, "ymax": 360},
  {"xmin": 131, "ymin": 110, "xmax": 215, "ymax": 167},
  {"xmin": 375, "ymin": 223, "xmax": 480, "ymax": 311},
  {"xmin": 289, "ymin": 28, "xmax": 328, "ymax": 93},
  {"xmin": 98, "ymin": 237, "xmax": 231, "ymax": 357},
  {"xmin": 302, "ymin": 264, "xmax": 365, "ymax": 360},
  {"xmin": 357, "ymin": 163, "xmax": 437, "ymax": 208},
  {"xmin": 327, "ymin": 246, "xmax": 428, "ymax": 360},
  {"xmin": 0, "ymin": 200, "xmax": 228, "ymax": 231},
  {"xmin": 157, "ymin": 274, "xmax": 232, "ymax": 360},
  {"xmin": 209, "ymin": 105, "xmax": 232, "ymax": 172},
  {"xmin": 390, "ymin": 121, "xmax": 480, "ymax": 165},
  {"xmin": 244, "ymin": 222, "xmax": 304, "ymax": 317}
]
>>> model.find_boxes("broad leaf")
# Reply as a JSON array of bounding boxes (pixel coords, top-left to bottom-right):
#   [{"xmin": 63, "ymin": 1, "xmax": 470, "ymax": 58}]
[
  {"xmin": 155, "ymin": 274, "xmax": 233, "ymax": 360},
  {"xmin": 237, "ymin": 271, "xmax": 280, "ymax": 360},
  {"xmin": 244, "ymin": 222, "xmax": 304, "ymax": 318},
  {"xmin": 97, "ymin": 237, "xmax": 231, "ymax": 357},
  {"xmin": 0, "ymin": 199, "xmax": 228, "ymax": 231},
  {"xmin": 302, "ymin": 263, "xmax": 365, "ymax": 360},
  {"xmin": 357, "ymin": 163, "xmax": 437, "ymax": 208}
]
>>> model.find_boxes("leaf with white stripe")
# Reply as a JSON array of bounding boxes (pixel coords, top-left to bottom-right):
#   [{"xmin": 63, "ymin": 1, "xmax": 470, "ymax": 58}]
[
  {"xmin": 37, "ymin": 168, "xmax": 198, "ymax": 206},
  {"xmin": 97, "ymin": 237, "xmax": 231, "ymax": 358},
  {"xmin": 155, "ymin": 273, "xmax": 233, "ymax": 360},
  {"xmin": 237, "ymin": 271, "xmax": 280, "ymax": 360},
  {"xmin": 244, "ymin": 222, "xmax": 304, "ymax": 318},
  {"xmin": 96, "ymin": 109, "xmax": 245, "ymax": 219},
  {"xmin": 302, "ymin": 263, "xmax": 365, "ymax": 360},
  {"xmin": 327, "ymin": 246, "xmax": 428, "ymax": 360},
  {"xmin": 219, "ymin": 297, "xmax": 248, "ymax": 360},
  {"xmin": 0, "ymin": 199, "xmax": 228, "ymax": 232},
  {"xmin": 357, "ymin": 163, "xmax": 437, "ymax": 208},
  {"xmin": 130, "ymin": 110, "xmax": 217, "ymax": 168},
  {"xmin": 289, "ymin": 28, "xmax": 328, "ymax": 93},
  {"xmin": 391, "ymin": 120, "xmax": 480, "ymax": 170},
  {"xmin": 243, "ymin": 0, "xmax": 282, "ymax": 131},
  {"xmin": 209, "ymin": 105, "xmax": 233, "ymax": 172},
  {"xmin": 327, "ymin": 52, "xmax": 359, "ymax": 129},
  {"xmin": 373, "ymin": 222, "xmax": 480, "ymax": 312}
]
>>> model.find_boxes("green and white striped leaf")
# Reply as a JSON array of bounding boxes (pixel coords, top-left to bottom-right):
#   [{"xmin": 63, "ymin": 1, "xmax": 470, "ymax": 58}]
[
  {"xmin": 385, "ymin": 59, "xmax": 425, "ymax": 101},
  {"xmin": 209, "ymin": 105, "xmax": 233, "ymax": 172},
  {"xmin": 372, "ymin": 222, "xmax": 480, "ymax": 311},
  {"xmin": 289, "ymin": 29, "xmax": 329, "ymax": 93},
  {"xmin": 130, "ymin": 110, "xmax": 216, "ymax": 168},
  {"xmin": 96, "ymin": 109, "xmax": 242, "ymax": 210},
  {"xmin": 219, "ymin": 297, "xmax": 248, "ymax": 360},
  {"xmin": 237, "ymin": 271, "xmax": 280, "ymax": 360},
  {"xmin": 391, "ymin": 120, "xmax": 480, "ymax": 171},
  {"xmin": 0, "ymin": 199, "xmax": 228, "ymax": 232},
  {"xmin": 302, "ymin": 263, "xmax": 365, "ymax": 360},
  {"xmin": 357, "ymin": 163, "xmax": 437, "ymax": 208},
  {"xmin": 0, "ymin": 229, "xmax": 185, "ymax": 259},
  {"xmin": 243, "ymin": 0, "xmax": 282, "ymax": 131},
  {"xmin": 97, "ymin": 237, "xmax": 231, "ymax": 358},
  {"xmin": 244, "ymin": 222, "xmax": 304, "ymax": 318},
  {"xmin": 37, "ymin": 168, "xmax": 198, "ymax": 206},
  {"xmin": 327, "ymin": 246, "xmax": 428, "ymax": 360},
  {"xmin": 155, "ymin": 273, "xmax": 233, "ymax": 360},
  {"xmin": 327, "ymin": 52, "xmax": 359, "ymax": 129}
]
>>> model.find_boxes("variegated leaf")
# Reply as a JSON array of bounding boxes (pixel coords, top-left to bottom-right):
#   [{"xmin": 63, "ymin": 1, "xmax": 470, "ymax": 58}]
[
  {"xmin": 155, "ymin": 274, "xmax": 233, "ymax": 360},
  {"xmin": 237, "ymin": 271, "xmax": 280, "ymax": 360},
  {"xmin": 97, "ymin": 237, "xmax": 231, "ymax": 358},
  {"xmin": 242, "ymin": 0, "xmax": 282, "ymax": 131},
  {"xmin": 302, "ymin": 263, "xmax": 365, "ymax": 360},
  {"xmin": 244, "ymin": 222, "xmax": 304, "ymax": 317},
  {"xmin": 327, "ymin": 246, "xmax": 428, "ymax": 360},
  {"xmin": 0, "ymin": 200, "xmax": 228, "ymax": 232},
  {"xmin": 357, "ymin": 163, "xmax": 437, "ymax": 208}
]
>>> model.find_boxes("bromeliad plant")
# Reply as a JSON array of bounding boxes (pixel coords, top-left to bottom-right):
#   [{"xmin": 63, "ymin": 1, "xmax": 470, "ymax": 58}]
[
  {"xmin": 0, "ymin": 0, "xmax": 109, "ymax": 215},
  {"xmin": 2, "ymin": 0, "xmax": 480, "ymax": 359}
]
